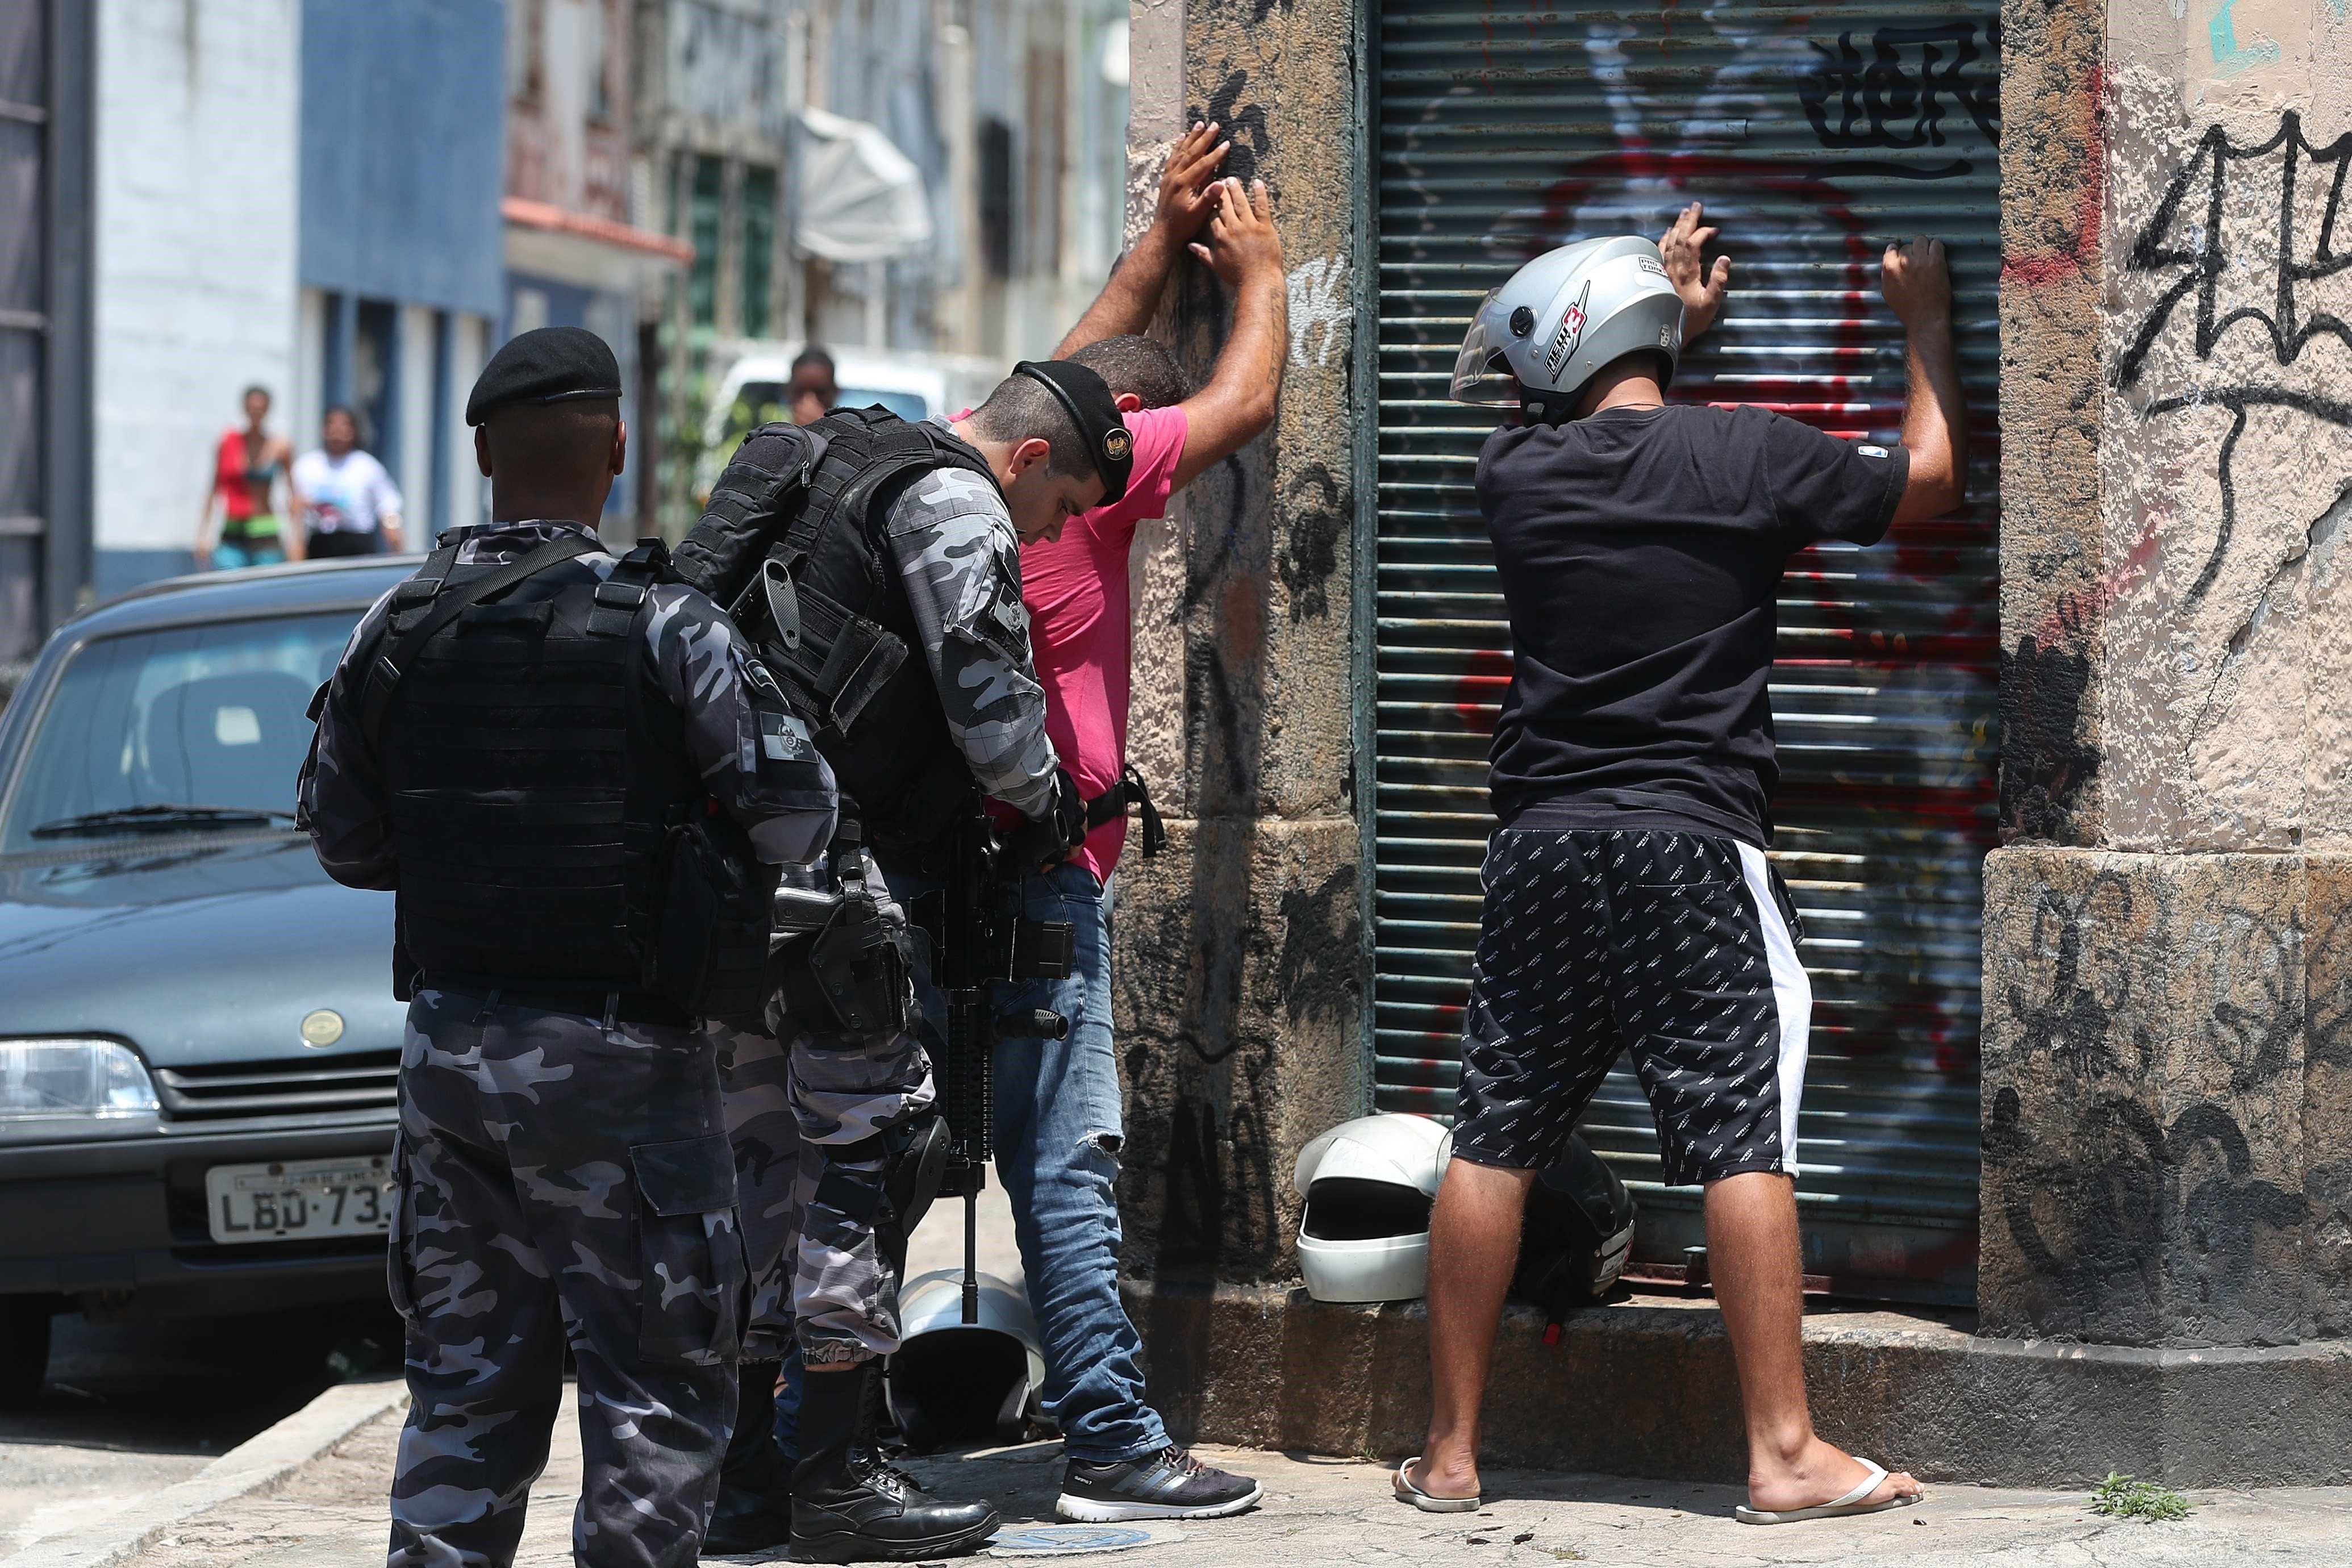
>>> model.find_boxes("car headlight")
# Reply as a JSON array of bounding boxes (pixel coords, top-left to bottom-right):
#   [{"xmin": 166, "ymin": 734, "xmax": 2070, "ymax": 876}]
[{"xmin": 0, "ymin": 1039, "xmax": 162, "ymax": 1140}]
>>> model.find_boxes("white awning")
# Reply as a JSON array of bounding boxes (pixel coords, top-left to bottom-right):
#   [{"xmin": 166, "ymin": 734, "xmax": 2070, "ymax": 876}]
[{"xmin": 794, "ymin": 106, "xmax": 935, "ymax": 262}]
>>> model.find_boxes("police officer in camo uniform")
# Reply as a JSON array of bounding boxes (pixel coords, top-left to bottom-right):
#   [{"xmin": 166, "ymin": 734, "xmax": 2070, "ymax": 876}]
[
  {"xmin": 689, "ymin": 363, "xmax": 1120, "ymax": 1562},
  {"xmin": 298, "ymin": 326, "xmax": 839, "ymax": 1568}
]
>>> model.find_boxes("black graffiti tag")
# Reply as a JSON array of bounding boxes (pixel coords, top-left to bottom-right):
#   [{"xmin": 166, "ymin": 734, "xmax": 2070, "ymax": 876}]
[
  {"xmin": 2117, "ymin": 112, "xmax": 2352, "ymax": 601},
  {"xmin": 1799, "ymin": 22, "xmax": 2000, "ymax": 178}
]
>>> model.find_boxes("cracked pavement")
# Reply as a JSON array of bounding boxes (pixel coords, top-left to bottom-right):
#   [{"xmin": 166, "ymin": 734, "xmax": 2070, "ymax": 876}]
[{"xmin": 102, "ymin": 1390, "xmax": 2352, "ymax": 1568}]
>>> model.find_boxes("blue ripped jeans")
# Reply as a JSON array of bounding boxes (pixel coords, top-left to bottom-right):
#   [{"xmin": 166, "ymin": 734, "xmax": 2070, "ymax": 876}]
[
  {"xmin": 776, "ymin": 862, "xmax": 1166, "ymax": 1464},
  {"xmin": 985, "ymin": 865, "xmax": 1168, "ymax": 1463}
]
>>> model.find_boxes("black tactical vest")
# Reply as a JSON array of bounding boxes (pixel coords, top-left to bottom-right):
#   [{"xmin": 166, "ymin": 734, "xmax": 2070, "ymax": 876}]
[
  {"xmin": 368, "ymin": 537, "xmax": 700, "ymax": 994},
  {"xmin": 675, "ymin": 407, "xmax": 1003, "ymax": 851}
]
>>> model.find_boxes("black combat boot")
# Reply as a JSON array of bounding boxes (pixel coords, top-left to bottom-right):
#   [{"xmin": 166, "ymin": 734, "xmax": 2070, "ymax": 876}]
[
  {"xmin": 789, "ymin": 1361, "xmax": 999, "ymax": 1562},
  {"xmin": 702, "ymin": 1360, "xmax": 795, "ymax": 1555}
]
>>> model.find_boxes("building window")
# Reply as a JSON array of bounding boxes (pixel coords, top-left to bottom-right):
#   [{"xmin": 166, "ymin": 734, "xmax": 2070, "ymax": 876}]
[
  {"xmin": 507, "ymin": 0, "xmax": 543, "ymax": 103},
  {"xmin": 1025, "ymin": 49, "xmax": 1065, "ymax": 278},
  {"xmin": 741, "ymin": 165, "xmax": 775, "ymax": 340},
  {"xmin": 585, "ymin": 0, "xmax": 611, "ymax": 123},
  {"xmin": 687, "ymin": 155, "xmax": 724, "ymax": 330},
  {"xmin": 2, "ymin": 0, "xmax": 49, "ymax": 655},
  {"xmin": 978, "ymin": 119, "xmax": 1014, "ymax": 280}
]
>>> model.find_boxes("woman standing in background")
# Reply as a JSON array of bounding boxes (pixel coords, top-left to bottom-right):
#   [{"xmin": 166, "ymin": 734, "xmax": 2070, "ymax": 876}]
[
  {"xmin": 196, "ymin": 386, "xmax": 297, "ymax": 570},
  {"xmin": 294, "ymin": 406, "xmax": 405, "ymax": 559}
]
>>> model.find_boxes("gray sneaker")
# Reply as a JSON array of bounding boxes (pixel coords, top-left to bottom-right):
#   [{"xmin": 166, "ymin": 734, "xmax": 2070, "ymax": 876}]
[{"xmin": 1056, "ymin": 1445, "xmax": 1263, "ymax": 1522}]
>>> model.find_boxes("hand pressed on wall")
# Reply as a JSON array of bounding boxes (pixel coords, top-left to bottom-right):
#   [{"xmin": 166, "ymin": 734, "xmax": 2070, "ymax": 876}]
[
  {"xmin": 1661, "ymin": 201, "xmax": 1732, "ymax": 341},
  {"xmin": 1190, "ymin": 178, "xmax": 1283, "ymax": 290},
  {"xmin": 1880, "ymin": 236, "xmax": 1952, "ymax": 332},
  {"xmin": 1157, "ymin": 121, "xmax": 1234, "ymax": 245}
]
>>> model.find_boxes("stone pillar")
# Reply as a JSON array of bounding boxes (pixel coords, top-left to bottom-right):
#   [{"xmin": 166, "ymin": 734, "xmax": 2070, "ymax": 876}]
[
  {"xmin": 1111, "ymin": 0, "xmax": 1366, "ymax": 1283},
  {"xmin": 1984, "ymin": 0, "xmax": 2352, "ymax": 1356}
]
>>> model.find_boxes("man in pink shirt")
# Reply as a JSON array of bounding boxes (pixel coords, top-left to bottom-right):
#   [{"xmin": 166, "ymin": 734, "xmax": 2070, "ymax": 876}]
[
  {"xmin": 991, "ymin": 140, "xmax": 1292, "ymax": 1523},
  {"xmin": 764, "ymin": 131, "xmax": 1291, "ymax": 1526}
]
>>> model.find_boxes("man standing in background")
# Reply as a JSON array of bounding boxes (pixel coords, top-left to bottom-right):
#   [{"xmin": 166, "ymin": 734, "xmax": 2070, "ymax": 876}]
[
  {"xmin": 789, "ymin": 347, "xmax": 840, "ymax": 426},
  {"xmin": 295, "ymin": 406, "xmax": 406, "ymax": 558}
]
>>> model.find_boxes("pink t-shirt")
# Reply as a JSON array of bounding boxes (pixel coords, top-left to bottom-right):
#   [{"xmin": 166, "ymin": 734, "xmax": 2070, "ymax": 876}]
[{"xmin": 979, "ymin": 404, "xmax": 1187, "ymax": 882}]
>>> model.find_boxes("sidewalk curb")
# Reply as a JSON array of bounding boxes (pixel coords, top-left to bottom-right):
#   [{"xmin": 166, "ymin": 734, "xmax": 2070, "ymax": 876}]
[{"xmin": 1, "ymin": 1378, "xmax": 408, "ymax": 1568}]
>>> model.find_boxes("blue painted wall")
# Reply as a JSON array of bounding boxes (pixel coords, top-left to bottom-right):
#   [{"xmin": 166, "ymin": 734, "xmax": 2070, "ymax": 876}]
[{"xmin": 299, "ymin": 0, "xmax": 506, "ymax": 318}]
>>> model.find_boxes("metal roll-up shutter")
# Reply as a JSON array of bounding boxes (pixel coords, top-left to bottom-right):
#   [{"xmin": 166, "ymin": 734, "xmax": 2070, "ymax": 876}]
[{"xmin": 1371, "ymin": 2, "xmax": 1999, "ymax": 1304}]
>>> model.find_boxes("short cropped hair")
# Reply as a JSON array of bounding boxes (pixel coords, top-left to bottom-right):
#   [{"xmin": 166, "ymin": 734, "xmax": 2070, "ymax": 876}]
[
  {"xmin": 482, "ymin": 398, "xmax": 620, "ymax": 485},
  {"xmin": 966, "ymin": 374, "xmax": 1094, "ymax": 481},
  {"xmin": 1068, "ymin": 336, "xmax": 1190, "ymax": 411},
  {"xmin": 791, "ymin": 346, "xmax": 836, "ymax": 380}
]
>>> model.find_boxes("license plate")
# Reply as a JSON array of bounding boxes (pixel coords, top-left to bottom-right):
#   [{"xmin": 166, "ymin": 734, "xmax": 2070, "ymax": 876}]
[{"xmin": 205, "ymin": 1156, "xmax": 396, "ymax": 1245}]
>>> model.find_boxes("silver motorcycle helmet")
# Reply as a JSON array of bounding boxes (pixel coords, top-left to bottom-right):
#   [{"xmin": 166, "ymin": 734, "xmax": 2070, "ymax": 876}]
[{"xmin": 1451, "ymin": 235, "xmax": 1687, "ymax": 420}]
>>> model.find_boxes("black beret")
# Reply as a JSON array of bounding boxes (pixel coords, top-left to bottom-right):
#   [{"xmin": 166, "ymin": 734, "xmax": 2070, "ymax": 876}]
[
  {"xmin": 466, "ymin": 326, "xmax": 624, "ymax": 426},
  {"xmin": 1014, "ymin": 359, "xmax": 1133, "ymax": 506}
]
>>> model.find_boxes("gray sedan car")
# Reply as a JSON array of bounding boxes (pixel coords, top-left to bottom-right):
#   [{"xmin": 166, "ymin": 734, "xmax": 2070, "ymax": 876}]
[{"xmin": 0, "ymin": 557, "xmax": 416, "ymax": 1402}]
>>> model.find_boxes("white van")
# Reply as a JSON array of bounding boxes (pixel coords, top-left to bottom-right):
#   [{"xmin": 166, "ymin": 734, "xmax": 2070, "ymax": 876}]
[{"xmin": 704, "ymin": 343, "xmax": 999, "ymax": 458}]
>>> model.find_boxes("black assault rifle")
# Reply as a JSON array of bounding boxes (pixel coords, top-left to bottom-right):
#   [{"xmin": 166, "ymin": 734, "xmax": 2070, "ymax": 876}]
[{"xmin": 911, "ymin": 802, "xmax": 1075, "ymax": 1327}]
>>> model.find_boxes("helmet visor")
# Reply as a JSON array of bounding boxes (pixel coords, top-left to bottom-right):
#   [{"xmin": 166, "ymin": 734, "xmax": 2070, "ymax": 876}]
[{"xmin": 1449, "ymin": 288, "xmax": 1521, "ymax": 406}]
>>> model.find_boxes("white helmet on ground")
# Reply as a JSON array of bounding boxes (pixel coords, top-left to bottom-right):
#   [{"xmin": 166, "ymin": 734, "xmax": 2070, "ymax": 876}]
[
  {"xmin": 885, "ymin": 1269, "xmax": 1049, "ymax": 1451},
  {"xmin": 1451, "ymin": 235, "xmax": 1686, "ymax": 422},
  {"xmin": 1292, "ymin": 1113, "xmax": 1453, "ymax": 1303}
]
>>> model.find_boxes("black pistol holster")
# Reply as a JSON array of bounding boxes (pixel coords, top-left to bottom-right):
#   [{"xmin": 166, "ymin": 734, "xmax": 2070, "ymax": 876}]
[{"xmin": 771, "ymin": 822, "xmax": 915, "ymax": 1039}]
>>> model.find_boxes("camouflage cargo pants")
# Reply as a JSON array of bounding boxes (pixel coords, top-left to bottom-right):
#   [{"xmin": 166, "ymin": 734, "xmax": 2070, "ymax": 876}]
[
  {"xmin": 387, "ymin": 990, "xmax": 744, "ymax": 1568},
  {"xmin": 720, "ymin": 997, "xmax": 935, "ymax": 1367}
]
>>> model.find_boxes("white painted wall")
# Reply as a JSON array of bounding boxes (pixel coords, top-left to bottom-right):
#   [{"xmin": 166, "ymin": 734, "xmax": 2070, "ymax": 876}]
[{"xmin": 92, "ymin": 0, "xmax": 301, "ymax": 585}]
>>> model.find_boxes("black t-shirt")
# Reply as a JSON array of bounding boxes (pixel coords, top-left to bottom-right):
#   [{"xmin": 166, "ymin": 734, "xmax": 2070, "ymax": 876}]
[{"xmin": 1474, "ymin": 402, "xmax": 1907, "ymax": 845}]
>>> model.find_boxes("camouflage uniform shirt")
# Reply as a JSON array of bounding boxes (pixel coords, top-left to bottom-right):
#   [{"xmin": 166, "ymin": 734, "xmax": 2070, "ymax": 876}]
[{"xmin": 883, "ymin": 435, "xmax": 1059, "ymax": 820}]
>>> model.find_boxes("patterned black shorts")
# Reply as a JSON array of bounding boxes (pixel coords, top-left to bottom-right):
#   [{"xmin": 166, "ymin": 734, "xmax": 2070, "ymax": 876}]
[{"xmin": 1451, "ymin": 827, "xmax": 1811, "ymax": 1187}]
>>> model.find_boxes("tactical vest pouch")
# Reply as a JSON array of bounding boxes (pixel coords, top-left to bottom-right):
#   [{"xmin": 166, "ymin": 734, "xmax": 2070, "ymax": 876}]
[
  {"xmin": 774, "ymin": 582, "xmax": 910, "ymax": 735},
  {"xmin": 656, "ymin": 807, "xmax": 781, "ymax": 1028},
  {"xmin": 672, "ymin": 423, "xmax": 828, "ymax": 611}
]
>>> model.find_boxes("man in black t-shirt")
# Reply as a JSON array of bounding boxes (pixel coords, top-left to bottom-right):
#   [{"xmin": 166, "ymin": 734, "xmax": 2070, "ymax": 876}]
[{"xmin": 1396, "ymin": 208, "xmax": 1967, "ymax": 1525}]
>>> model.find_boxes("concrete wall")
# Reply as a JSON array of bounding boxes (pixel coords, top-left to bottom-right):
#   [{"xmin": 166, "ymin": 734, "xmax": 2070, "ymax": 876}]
[
  {"xmin": 1110, "ymin": 0, "xmax": 1365, "ymax": 1283},
  {"xmin": 299, "ymin": 0, "xmax": 506, "ymax": 320},
  {"xmin": 91, "ymin": 0, "xmax": 300, "ymax": 595},
  {"xmin": 1985, "ymin": 0, "xmax": 2352, "ymax": 1348}
]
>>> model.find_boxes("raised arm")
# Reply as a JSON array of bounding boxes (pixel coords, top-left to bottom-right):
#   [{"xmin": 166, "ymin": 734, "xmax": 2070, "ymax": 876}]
[
  {"xmin": 1053, "ymin": 122, "xmax": 1231, "ymax": 359},
  {"xmin": 1659, "ymin": 201, "xmax": 1731, "ymax": 343},
  {"xmin": 1169, "ymin": 178, "xmax": 1288, "ymax": 493},
  {"xmin": 1880, "ymin": 237, "xmax": 1968, "ymax": 524}
]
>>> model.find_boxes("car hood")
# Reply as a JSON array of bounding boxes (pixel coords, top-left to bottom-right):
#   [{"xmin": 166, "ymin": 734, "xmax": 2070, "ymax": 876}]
[{"xmin": 0, "ymin": 830, "xmax": 402, "ymax": 1067}]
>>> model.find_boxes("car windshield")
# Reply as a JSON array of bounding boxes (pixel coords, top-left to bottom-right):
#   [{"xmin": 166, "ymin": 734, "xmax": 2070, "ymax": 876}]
[{"xmin": 2, "ymin": 612, "xmax": 361, "ymax": 851}]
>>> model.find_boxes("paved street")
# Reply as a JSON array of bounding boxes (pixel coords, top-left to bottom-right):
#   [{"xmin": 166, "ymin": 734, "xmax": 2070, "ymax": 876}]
[
  {"xmin": 93, "ymin": 1388, "xmax": 2352, "ymax": 1568},
  {"xmin": 0, "ymin": 1304, "xmax": 403, "ymax": 1558},
  {"xmin": 0, "ymin": 1178, "xmax": 1014, "ymax": 1562}
]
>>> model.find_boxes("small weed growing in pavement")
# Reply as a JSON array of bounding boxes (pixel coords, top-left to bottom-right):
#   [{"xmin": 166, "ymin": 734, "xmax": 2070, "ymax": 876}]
[
  {"xmin": 2090, "ymin": 1473, "xmax": 2192, "ymax": 1521},
  {"xmin": 1547, "ymin": 1550, "xmax": 1586, "ymax": 1562}
]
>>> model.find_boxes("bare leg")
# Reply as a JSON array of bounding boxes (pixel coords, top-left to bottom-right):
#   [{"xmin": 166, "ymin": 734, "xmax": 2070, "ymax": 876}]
[
  {"xmin": 1705, "ymin": 1172, "xmax": 1920, "ymax": 1510},
  {"xmin": 1407, "ymin": 1158, "xmax": 1536, "ymax": 1502}
]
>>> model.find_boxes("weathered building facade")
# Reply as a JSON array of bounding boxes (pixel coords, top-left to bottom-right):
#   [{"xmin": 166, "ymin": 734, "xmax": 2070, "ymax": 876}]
[{"xmin": 1107, "ymin": 0, "xmax": 2352, "ymax": 1485}]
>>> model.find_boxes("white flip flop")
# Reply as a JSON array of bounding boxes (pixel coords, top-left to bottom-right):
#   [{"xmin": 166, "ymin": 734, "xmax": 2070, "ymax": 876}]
[
  {"xmin": 1733, "ymin": 1458, "xmax": 1920, "ymax": 1525},
  {"xmin": 1393, "ymin": 1457, "xmax": 1481, "ymax": 1513}
]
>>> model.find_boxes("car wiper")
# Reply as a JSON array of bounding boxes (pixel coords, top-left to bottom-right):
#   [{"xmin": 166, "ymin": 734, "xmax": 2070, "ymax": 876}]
[{"xmin": 29, "ymin": 804, "xmax": 301, "ymax": 839}]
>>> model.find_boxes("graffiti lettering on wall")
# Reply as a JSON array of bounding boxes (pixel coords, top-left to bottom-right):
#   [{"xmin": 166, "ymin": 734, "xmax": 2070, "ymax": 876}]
[
  {"xmin": 2116, "ymin": 111, "xmax": 2352, "ymax": 601},
  {"xmin": 1287, "ymin": 257, "xmax": 1347, "ymax": 369},
  {"xmin": 1799, "ymin": 22, "xmax": 2000, "ymax": 177},
  {"xmin": 1987, "ymin": 871, "xmax": 2316, "ymax": 1338},
  {"xmin": 2205, "ymin": 0, "xmax": 2282, "ymax": 76},
  {"xmin": 1192, "ymin": 65, "xmax": 1270, "ymax": 189}
]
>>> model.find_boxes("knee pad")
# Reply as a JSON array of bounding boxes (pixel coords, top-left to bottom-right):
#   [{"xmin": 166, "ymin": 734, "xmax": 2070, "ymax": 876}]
[{"xmin": 882, "ymin": 1112, "xmax": 952, "ymax": 1240}]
